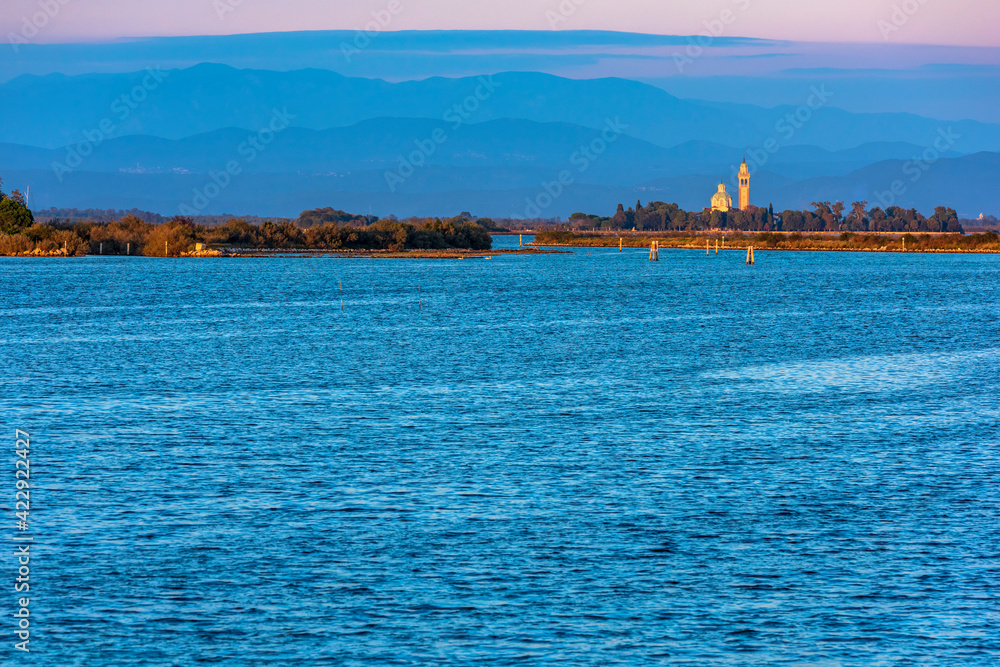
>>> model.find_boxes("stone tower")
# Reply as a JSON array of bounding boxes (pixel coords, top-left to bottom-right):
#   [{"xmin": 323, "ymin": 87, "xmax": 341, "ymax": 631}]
[{"xmin": 738, "ymin": 157, "xmax": 751, "ymax": 212}]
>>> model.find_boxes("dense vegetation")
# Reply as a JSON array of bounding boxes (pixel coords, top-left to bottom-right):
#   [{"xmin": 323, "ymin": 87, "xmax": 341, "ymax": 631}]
[
  {"xmin": 0, "ymin": 205, "xmax": 494, "ymax": 257},
  {"xmin": 535, "ymin": 229, "xmax": 1000, "ymax": 253},
  {"xmin": 572, "ymin": 200, "xmax": 966, "ymax": 234},
  {"xmin": 0, "ymin": 178, "xmax": 34, "ymax": 234}
]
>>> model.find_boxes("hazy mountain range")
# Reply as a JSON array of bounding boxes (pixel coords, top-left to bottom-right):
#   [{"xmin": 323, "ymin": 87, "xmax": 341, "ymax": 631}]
[{"xmin": 1, "ymin": 58, "xmax": 997, "ymax": 219}]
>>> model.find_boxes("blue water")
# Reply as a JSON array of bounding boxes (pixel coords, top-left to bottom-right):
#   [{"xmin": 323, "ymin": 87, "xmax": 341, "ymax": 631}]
[{"xmin": 2, "ymin": 238, "xmax": 999, "ymax": 665}]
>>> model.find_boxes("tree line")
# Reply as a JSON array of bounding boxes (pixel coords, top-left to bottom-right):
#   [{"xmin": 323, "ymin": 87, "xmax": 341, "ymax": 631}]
[
  {"xmin": 573, "ymin": 200, "xmax": 964, "ymax": 234},
  {"xmin": 0, "ymin": 204, "xmax": 493, "ymax": 256}
]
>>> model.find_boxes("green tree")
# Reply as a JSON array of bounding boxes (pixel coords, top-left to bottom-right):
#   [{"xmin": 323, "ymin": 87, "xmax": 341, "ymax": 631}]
[{"xmin": 0, "ymin": 198, "xmax": 34, "ymax": 235}]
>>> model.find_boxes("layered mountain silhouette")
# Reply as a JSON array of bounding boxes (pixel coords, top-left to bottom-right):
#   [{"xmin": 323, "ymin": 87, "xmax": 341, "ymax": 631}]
[{"xmin": 1, "ymin": 64, "xmax": 997, "ymax": 218}]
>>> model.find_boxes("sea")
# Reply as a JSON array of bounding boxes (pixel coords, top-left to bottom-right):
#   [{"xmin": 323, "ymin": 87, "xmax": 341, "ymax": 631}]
[{"xmin": 1, "ymin": 236, "xmax": 998, "ymax": 665}]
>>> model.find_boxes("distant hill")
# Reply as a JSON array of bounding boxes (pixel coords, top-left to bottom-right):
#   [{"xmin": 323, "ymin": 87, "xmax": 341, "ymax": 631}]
[
  {"xmin": 2, "ymin": 65, "xmax": 999, "ymax": 153},
  {"xmin": 6, "ymin": 152, "xmax": 996, "ymax": 219},
  {"xmin": 2, "ymin": 63, "xmax": 995, "ymax": 219},
  {"xmin": 0, "ymin": 120, "xmax": 962, "ymax": 187}
]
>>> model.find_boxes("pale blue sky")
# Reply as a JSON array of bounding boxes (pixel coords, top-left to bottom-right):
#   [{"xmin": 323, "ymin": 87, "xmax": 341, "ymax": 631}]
[{"xmin": 2, "ymin": 0, "xmax": 997, "ymax": 47}]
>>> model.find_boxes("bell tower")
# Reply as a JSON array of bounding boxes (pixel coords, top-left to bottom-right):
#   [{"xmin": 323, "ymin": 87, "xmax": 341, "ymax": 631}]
[{"xmin": 738, "ymin": 157, "xmax": 751, "ymax": 211}]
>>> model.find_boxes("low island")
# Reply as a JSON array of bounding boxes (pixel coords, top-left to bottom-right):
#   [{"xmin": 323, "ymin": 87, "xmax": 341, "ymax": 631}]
[{"xmin": 532, "ymin": 199, "xmax": 1000, "ymax": 254}]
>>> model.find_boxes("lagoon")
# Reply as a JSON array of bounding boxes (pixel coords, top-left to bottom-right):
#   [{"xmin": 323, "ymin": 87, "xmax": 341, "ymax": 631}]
[{"xmin": 2, "ymin": 237, "xmax": 998, "ymax": 665}]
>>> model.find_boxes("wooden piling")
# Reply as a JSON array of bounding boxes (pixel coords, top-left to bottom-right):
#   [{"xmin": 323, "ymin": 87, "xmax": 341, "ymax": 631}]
[
  {"xmin": 619, "ymin": 237, "xmax": 622, "ymax": 252},
  {"xmin": 715, "ymin": 239, "xmax": 719, "ymax": 254}
]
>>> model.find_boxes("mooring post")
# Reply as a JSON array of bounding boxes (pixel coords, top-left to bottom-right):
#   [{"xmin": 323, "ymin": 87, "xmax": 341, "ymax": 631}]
[
  {"xmin": 519, "ymin": 235, "xmax": 523, "ymax": 247},
  {"xmin": 707, "ymin": 239, "xmax": 710, "ymax": 256},
  {"xmin": 619, "ymin": 237, "xmax": 622, "ymax": 252},
  {"xmin": 715, "ymin": 239, "xmax": 719, "ymax": 254},
  {"xmin": 127, "ymin": 242, "xmax": 130, "ymax": 255}
]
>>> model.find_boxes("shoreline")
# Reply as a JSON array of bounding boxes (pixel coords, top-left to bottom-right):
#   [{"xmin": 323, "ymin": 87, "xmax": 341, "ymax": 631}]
[
  {"xmin": 0, "ymin": 247, "xmax": 567, "ymax": 259},
  {"xmin": 529, "ymin": 231, "xmax": 1000, "ymax": 255}
]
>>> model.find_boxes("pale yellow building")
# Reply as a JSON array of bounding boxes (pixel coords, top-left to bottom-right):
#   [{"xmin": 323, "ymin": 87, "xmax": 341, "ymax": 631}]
[
  {"xmin": 711, "ymin": 182, "xmax": 732, "ymax": 212},
  {"xmin": 710, "ymin": 158, "xmax": 751, "ymax": 213},
  {"xmin": 738, "ymin": 157, "xmax": 751, "ymax": 211}
]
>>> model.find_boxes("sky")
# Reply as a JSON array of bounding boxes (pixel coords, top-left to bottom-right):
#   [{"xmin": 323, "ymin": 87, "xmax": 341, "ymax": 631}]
[{"xmin": 2, "ymin": 0, "xmax": 998, "ymax": 47}]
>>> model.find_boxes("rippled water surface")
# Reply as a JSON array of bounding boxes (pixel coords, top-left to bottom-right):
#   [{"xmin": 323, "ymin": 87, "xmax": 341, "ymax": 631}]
[{"xmin": 2, "ymin": 239, "xmax": 999, "ymax": 665}]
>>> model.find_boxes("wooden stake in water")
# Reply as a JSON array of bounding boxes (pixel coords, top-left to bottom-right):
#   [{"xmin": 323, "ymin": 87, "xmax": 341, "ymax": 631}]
[
  {"xmin": 619, "ymin": 237, "xmax": 622, "ymax": 252},
  {"xmin": 165, "ymin": 241, "xmax": 168, "ymax": 256},
  {"xmin": 127, "ymin": 242, "xmax": 130, "ymax": 256},
  {"xmin": 519, "ymin": 235, "xmax": 523, "ymax": 247},
  {"xmin": 715, "ymin": 239, "xmax": 719, "ymax": 254},
  {"xmin": 707, "ymin": 239, "xmax": 710, "ymax": 256}
]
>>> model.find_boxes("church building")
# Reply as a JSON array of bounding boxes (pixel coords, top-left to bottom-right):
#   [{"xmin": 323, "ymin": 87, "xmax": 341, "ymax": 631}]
[{"xmin": 711, "ymin": 158, "xmax": 751, "ymax": 212}]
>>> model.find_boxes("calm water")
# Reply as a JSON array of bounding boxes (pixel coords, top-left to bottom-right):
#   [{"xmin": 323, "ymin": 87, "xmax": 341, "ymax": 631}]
[{"xmin": 2, "ymin": 238, "xmax": 999, "ymax": 666}]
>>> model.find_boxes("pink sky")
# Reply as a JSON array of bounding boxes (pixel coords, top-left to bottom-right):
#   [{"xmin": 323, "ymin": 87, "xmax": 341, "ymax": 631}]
[{"xmin": 2, "ymin": 0, "xmax": 998, "ymax": 47}]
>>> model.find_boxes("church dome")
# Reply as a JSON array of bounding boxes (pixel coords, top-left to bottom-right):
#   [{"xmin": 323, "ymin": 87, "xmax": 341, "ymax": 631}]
[{"xmin": 711, "ymin": 182, "xmax": 732, "ymax": 211}]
